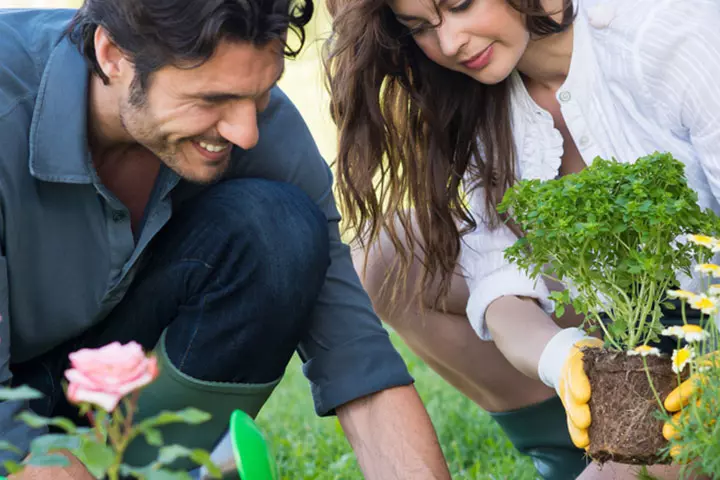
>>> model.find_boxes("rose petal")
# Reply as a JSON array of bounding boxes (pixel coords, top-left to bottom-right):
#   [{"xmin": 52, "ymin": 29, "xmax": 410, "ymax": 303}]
[
  {"xmin": 65, "ymin": 368, "xmax": 104, "ymax": 390},
  {"xmin": 115, "ymin": 371, "xmax": 157, "ymax": 397},
  {"xmin": 67, "ymin": 384, "xmax": 121, "ymax": 412},
  {"xmin": 66, "ymin": 342, "xmax": 159, "ymax": 402}
]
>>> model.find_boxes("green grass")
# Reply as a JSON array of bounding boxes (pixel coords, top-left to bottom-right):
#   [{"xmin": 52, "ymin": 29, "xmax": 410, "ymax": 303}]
[{"xmin": 256, "ymin": 332, "xmax": 537, "ymax": 479}]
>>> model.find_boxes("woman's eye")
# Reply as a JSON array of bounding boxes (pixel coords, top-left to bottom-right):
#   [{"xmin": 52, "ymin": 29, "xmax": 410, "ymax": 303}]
[
  {"xmin": 409, "ymin": 24, "xmax": 430, "ymax": 35},
  {"xmin": 449, "ymin": 0, "xmax": 472, "ymax": 13}
]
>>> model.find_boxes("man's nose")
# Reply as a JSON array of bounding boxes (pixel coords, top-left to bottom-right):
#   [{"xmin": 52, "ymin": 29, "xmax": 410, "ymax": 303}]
[{"xmin": 217, "ymin": 101, "xmax": 260, "ymax": 150}]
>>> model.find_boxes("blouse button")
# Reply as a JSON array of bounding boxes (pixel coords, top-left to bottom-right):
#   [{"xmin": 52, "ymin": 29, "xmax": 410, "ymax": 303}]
[
  {"xmin": 588, "ymin": 4, "xmax": 616, "ymax": 29},
  {"xmin": 579, "ymin": 136, "xmax": 590, "ymax": 147},
  {"xmin": 558, "ymin": 91, "xmax": 572, "ymax": 103}
]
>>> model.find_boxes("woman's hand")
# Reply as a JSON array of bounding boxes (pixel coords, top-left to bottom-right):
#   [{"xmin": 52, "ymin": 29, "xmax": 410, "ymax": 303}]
[{"xmin": 558, "ymin": 338, "xmax": 604, "ymax": 448}]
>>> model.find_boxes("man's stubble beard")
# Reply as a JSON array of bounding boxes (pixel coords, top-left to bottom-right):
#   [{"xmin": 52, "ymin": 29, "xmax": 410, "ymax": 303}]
[{"xmin": 119, "ymin": 87, "xmax": 231, "ymax": 185}]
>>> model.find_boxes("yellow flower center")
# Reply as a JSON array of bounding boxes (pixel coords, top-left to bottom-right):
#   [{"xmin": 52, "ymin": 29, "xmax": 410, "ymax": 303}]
[
  {"xmin": 697, "ymin": 264, "xmax": 720, "ymax": 274},
  {"xmin": 689, "ymin": 234, "xmax": 717, "ymax": 245},
  {"xmin": 673, "ymin": 348, "xmax": 692, "ymax": 368},
  {"xmin": 693, "ymin": 297, "xmax": 716, "ymax": 309},
  {"xmin": 681, "ymin": 324, "xmax": 705, "ymax": 335}
]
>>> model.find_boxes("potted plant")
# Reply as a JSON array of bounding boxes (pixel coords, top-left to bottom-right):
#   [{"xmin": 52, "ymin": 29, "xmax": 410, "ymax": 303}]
[{"xmin": 497, "ymin": 152, "xmax": 720, "ymax": 464}]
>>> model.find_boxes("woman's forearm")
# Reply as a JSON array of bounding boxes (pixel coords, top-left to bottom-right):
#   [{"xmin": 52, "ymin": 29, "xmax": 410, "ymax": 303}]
[{"xmin": 485, "ymin": 295, "xmax": 563, "ymax": 380}]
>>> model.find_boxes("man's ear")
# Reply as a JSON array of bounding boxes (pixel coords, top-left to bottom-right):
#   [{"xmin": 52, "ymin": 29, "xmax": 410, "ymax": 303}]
[{"xmin": 93, "ymin": 26, "xmax": 130, "ymax": 83}]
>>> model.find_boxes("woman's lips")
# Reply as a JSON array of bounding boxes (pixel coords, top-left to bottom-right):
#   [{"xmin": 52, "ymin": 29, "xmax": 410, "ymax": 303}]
[{"xmin": 461, "ymin": 44, "xmax": 494, "ymax": 70}]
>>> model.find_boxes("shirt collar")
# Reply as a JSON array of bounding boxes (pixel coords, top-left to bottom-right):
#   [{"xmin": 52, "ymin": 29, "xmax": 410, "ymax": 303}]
[{"xmin": 28, "ymin": 35, "xmax": 93, "ymax": 184}]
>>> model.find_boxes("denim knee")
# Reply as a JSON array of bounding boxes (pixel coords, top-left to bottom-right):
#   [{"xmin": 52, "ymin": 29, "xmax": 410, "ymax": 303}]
[
  {"xmin": 162, "ymin": 178, "xmax": 330, "ymax": 383},
  {"xmin": 194, "ymin": 178, "xmax": 330, "ymax": 297}
]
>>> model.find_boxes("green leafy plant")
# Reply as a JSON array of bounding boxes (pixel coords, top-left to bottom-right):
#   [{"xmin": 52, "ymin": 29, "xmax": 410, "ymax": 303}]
[{"xmin": 498, "ymin": 152, "xmax": 720, "ymax": 351}]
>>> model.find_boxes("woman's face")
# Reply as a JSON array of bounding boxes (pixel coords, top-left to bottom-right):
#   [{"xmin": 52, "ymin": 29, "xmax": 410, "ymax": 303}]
[{"xmin": 389, "ymin": 0, "xmax": 529, "ymax": 85}]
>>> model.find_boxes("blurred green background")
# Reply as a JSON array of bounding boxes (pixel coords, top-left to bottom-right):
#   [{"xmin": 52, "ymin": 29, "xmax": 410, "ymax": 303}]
[{"xmin": 0, "ymin": 0, "xmax": 536, "ymax": 478}]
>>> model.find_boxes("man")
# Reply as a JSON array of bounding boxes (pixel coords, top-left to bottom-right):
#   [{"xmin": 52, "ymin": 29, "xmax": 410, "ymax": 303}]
[{"xmin": 0, "ymin": 1, "xmax": 451, "ymax": 478}]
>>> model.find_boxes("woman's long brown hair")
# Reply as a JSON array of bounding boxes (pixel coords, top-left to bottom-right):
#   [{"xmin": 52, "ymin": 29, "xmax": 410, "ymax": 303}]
[{"xmin": 324, "ymin": 0, "xmax": 573, "ymax": 308}]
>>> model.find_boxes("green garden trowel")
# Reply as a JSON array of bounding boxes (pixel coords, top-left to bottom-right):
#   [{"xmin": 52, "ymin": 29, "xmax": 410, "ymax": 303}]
[
  {"xmin": 227, "ymin": 409, "xmax": 277, "ymax": 480},
  {"xmin": 197, "ymin": 409, "xmax": 277, "ymax": 479}
]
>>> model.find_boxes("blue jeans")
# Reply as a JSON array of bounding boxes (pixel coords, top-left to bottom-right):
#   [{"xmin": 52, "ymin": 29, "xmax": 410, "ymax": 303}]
[{"xmin": 11, "ymin": 178, "xmax": 330, "ymax": 463}]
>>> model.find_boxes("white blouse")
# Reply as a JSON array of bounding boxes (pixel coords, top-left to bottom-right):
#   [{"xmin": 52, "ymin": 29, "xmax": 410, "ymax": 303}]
[{"xmin": 461, "ymin": 0, "xmax": 720, "ymax": 341}]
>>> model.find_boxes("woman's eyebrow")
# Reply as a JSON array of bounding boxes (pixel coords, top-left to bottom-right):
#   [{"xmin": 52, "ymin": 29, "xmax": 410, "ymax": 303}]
[{"xmin": 395, "ymin": 0, "xmax": 446, "ymax": 22}]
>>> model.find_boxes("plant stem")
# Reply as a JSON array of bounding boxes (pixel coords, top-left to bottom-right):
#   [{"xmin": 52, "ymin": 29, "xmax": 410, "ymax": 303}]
[
  {"xmin": 108, "ymin": 393, "xmax": 143, "ymax": 480},
  {"xmin": 681, "ymin": 301, "xmax": 687, "ymax": 326},
  {"xmin": 630, "ymin": 277, "xmax": 648, "ymax": 346},
  {"xmin": 86, "ymin": 410, "xmax": 104, "ymax": 443},
  {"xmin": 107, "ymin": 408, "xmax": 123, "ymax": 450},
  {"xmin": 123, "ymin": 392, "xmax": 140, "ymax": 437},
  {"xmin": 633, "ymin": 277, "xmax": 656, "ymax": 348},
  {"xmin": 107, "ymin": 467, "xmax": 120, "ymax": 480},
  {"xmin": 642, "ymin": 356, "xmax": 665, "ymax": 411},
  {"xmin": 590, "ymin": 309, "xmax": 622, "ymax": 351}
]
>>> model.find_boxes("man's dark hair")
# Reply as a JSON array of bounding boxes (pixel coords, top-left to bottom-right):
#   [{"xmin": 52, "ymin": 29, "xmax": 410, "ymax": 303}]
[{"xmin": 66, "ymin": 0, "xmax": 313, "ymax": 90}]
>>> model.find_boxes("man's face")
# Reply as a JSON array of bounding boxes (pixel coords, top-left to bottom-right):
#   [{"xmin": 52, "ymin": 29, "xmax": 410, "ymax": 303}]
[{"xmin": 118, "ymin": 40, "xmax": 285, "ymax": 184}]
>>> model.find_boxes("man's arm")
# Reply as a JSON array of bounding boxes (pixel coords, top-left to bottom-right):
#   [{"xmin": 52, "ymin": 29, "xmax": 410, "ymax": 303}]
[
  {"xmin": 9, "ymin": 450, "xmax": 94, "ymax": 480},
  {"xmin": 337, "ymin": 385, "xmax": 450, "ymax": 480}
]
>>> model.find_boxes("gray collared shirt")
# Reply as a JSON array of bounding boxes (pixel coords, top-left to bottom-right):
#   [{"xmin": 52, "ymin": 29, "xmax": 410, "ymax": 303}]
[{"xmin": 0, "ymin": 8, "xmax": 412, "ymax": 459}]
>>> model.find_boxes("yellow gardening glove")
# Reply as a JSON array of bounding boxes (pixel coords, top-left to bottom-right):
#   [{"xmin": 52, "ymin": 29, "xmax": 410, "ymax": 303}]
[
  {"xmin": 662, "ymin": 351, "xmax": 720, "ymax": 459},
  {"xmin": 558, "ymin": 338, "xmax": 604, "ymax": 449}
]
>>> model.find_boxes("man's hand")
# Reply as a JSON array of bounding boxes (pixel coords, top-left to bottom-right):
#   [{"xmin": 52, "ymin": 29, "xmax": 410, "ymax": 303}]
[
  {"xmin": 9, "ymin": 450, "xmax": 95, "ymax": 480},
  {"xmin": 662, "ymin": 352, "xmax": 720, "ymax": 459},
  {"xmin": 336, "ymin": 385, "xmax": 450, "ymax": 480},
  {"xmin": 558, "ymin": 338, "xmax": 604, "ymax": 449}
]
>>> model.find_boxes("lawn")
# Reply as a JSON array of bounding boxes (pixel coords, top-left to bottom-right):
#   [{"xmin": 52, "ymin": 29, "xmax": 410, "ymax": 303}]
[{"xmin": 257, "ymin": 333, "xmax": 537, "ymax": 479}]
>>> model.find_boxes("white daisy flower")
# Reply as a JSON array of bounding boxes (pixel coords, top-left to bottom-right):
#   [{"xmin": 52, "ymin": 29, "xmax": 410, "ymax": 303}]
[
  {"xmin": 661, "ymin": 326, "xmax": 686, "ymax": 339},
  {"xmin": 690, "ymin": 294, "xmax": 719, "ymax": 315},
  {"xmin": 688, "ymin": 234, "xmax": 720, "ymax": 249},
  {"xmin": 667, "ymin": 289, "xmax": 698, "ymax": 301},
  {"xmin": 679, "ymin": 325, "xmax": 710, "ymax": 343},
  {"xmin": 672, "ymin": 347, "xmax": 695, "ymax": 374},
  {"xmin": 695, "ymin": 264, "xmax": 720, "ymax": 278},
  {"xmin": 627, "ymin": 345, "xmax": 661, "ymax": 357}
]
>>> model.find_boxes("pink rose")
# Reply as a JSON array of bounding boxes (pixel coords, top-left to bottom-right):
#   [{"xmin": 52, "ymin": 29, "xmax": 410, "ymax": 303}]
[{"xmin": 65, "ymin": 341, "xmax": 159, "ymax": 412}]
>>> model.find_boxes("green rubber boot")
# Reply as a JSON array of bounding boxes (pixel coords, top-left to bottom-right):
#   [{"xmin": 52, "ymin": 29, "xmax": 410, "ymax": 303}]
[
  {"xmin": 489, "ymin": 396, "xmax": 589, "ymax": 480},
  {"xmin": 122, "ymin": 332, "xmax": 282, "ymax": 471}
]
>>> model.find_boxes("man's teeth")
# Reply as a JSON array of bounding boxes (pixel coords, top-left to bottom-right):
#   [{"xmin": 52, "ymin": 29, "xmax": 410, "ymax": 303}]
[{"xmin": 198, "ymin": 141, "xmax": 229, "ymax": 153}]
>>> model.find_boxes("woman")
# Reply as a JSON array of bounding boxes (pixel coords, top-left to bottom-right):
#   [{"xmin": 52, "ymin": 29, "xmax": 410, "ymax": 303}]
[{"xmin": 324, "ymin": 0, "xmax": 720, "ymax": 478}]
